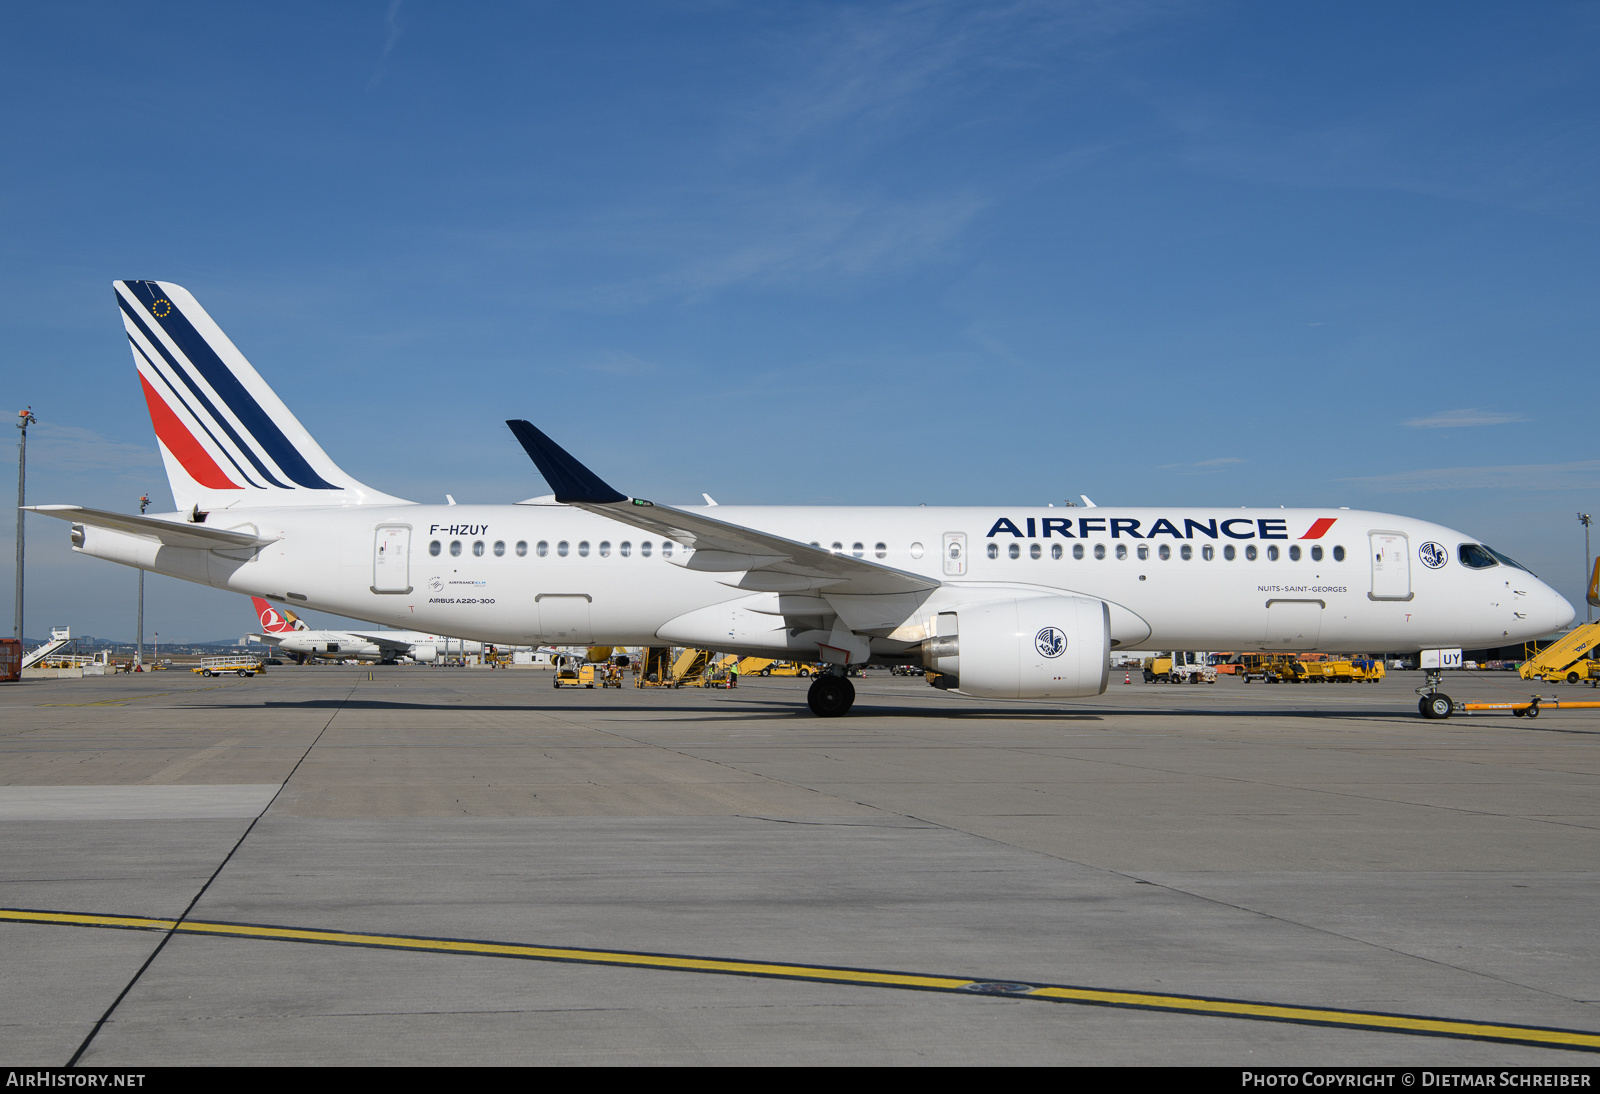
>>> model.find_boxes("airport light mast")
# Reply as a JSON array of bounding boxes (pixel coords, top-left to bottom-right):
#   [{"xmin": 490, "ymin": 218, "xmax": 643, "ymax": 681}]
[
  {"xmin": 14, "ymin": 407, "xmax": 35, "ymax": 643},
  {"xmin": 136, "ymin": 494, "xmax": 149, "ymax": 668},
  {"xmin": 1580, "ymin": 513, "xmax": 1593, "ymax": 624}
]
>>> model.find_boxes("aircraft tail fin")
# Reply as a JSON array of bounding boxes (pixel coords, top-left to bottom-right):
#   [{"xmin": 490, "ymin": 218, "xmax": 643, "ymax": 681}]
[
  {"xmin": 252, "ymin": 596, "xmax": 305, "ymax": 633},
  {"xmin": 116, "ymin": 281, "xmax": 408, "ymax": 512}
]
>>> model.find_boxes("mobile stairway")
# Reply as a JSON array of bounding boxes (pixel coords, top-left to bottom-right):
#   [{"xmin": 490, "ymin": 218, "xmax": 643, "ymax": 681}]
[
  {"xmin": 21, "ymin": 627, "xmax": 73, "ymax": 670},
  {"xmin": 1518, "ymin": 622, "xmax": 1600, "ymax": 685}
]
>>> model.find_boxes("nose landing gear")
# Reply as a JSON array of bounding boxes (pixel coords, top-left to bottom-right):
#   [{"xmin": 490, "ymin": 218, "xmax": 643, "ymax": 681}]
[
  {"xmin": 1418, "ymin": 668, "xmax": 1455, "ymax": 719},
  {"xmin": 807, "ymin": 672, "xmax": 855, "ymax": 717}
]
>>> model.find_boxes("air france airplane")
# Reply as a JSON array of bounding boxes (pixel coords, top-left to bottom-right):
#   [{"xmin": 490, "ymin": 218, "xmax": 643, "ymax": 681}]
[
  {"xmin": 27, "ymin": 281, "xmax": 1574, "ymax": 719},
  {"xmin": 247, "ymin": 596, "xmax": 485, "ymax": 664}
]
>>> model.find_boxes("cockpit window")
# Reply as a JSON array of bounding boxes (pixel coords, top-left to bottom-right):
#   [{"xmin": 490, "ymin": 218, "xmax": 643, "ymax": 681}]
[
  {"xmin": 1484, "ymin": 545, "xmax": 1532, "ymax": 573},
  {"xmin": 1458, "ymin": 544, "xmax": 1498, "ymax": 569}
]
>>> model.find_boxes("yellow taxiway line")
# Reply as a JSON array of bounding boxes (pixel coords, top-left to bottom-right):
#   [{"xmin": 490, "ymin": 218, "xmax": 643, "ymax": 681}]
[{"xmin": 2, "ymin": 905, "xmax": 1596, "ymax": 1053}]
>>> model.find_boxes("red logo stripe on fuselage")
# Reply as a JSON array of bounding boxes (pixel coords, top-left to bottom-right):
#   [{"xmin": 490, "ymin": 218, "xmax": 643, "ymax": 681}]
[
  {"xmin": 139, "ymin": 374, "xmax": 240, "ymax": 490},
  {"xmin": 1300, "ymin": 518, "xmax": 1337, "ymax": 540}
]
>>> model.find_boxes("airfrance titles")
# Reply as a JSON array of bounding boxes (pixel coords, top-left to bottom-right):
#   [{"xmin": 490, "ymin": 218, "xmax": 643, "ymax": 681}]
[{"xmin": 984, "ymin": 516, "xmax": 1336, "ymax": 541}]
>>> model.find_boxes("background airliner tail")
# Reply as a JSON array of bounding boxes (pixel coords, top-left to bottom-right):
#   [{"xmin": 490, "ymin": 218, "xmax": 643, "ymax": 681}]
[
  {"xmin": 252, "ymin": 596, "xmax": 305, "ymax": 633},
  {"xmin": 116, "ymin": 280, "xmax": 409, "ymax": 513}
]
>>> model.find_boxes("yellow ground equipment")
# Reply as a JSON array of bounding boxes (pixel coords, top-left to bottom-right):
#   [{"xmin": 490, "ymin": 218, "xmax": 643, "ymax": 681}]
[
  {"xmin": 634, "ymin": 647, "xmax": 676, "ymax": 687},
  {"xmin": 1517, "ymin": 622, "xmax": 1600, "ymax": 685},
  {"xmin": 554, "ymin": 661, "xmax": 596, "ymax": 688},
  {"xmin": 192, "ymin": 656, "xmax": 262, "ymax": 678},
  {"xmin": 1141, "ymin": 652, "xmax": 1215, "ymax": 683},
  {"xmin": 757, "ymin": 661, "xmax": 818, "ymax": 677},
  {"xmin": 736, "ymin": 657, "xmax": 776, "ymax": 676}
]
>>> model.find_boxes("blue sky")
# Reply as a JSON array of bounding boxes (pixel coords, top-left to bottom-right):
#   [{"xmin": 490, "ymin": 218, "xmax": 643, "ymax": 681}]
[{"xmin": 4, "ymin": 1, "xmax": 1598, "ymax": 641}]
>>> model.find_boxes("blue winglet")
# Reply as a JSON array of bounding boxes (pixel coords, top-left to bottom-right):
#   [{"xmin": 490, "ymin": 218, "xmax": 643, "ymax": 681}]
[{"xmin": 506, "ymin": 421, "xmax": 629, "ymax": 504}]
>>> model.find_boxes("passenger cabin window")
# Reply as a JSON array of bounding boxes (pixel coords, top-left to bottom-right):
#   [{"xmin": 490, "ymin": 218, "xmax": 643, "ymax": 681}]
[
  {"xmin": 832, "ymin": 542, "xmax": 843, "ymax": 554},
  {"xmin": 1051, "ymin": 544, "xmax": 1062, "ymax": 559},
  {"xmin": 910, "ymin": 542, "xmax": 924, "ymax": 558},
  {"xmin": 1137, "ymin": 545, "xmax": 1149, "ymax": 561},
  {"xmin": 620, "ymin": 541, "xmax": 631, "ymax": 557},
  {"xmin": 1009, "ymin": 543, "xmax": 1020, "ymax": 559},
  {"xmin": 1115, "ymin": 544, "xmax": 1127, "ymax": 560},
  {"xmin": 493, "ymin": 540, "xmax": 505, "ymax": 557},
  {"xmin": 1224, "ymin": 545, "xmax": 1235, "ymax": 561},
  {"xmin": 450, "ymin": 541, "xmax": 462, "ymax": 557},
  {"xmin": 1073, "ymin": 544, "xmax": 1084, "ymax": 559},
  {"xmin": 641, "ymin": 541, "xmax": 653, "ymax": 557},
  {"xmin": 599, "ymin": 541, "xmax": 611, "ymax": 558},
  {"xmin": 1267, "ymin": 545, "xmax": 1279, "ymax": 561},
  {"xmin": 1094, "ymin": 544, "xmax": 1106, "ymax": 559},
  {"xmin": 1288, "ymin": 545, "xmax": 1300, "ymax": 561},
  {"xmin": 988, "ymin": 543, "xmax": 999, "ymax": 559},
  {"xmin": 429, "ymin": 540, "xmax": 441, "ymax": 557},
  {"xmin": 852, "ymin": 542, "xmax": 864, "ymax": 558},
  {"xmin": 1332, "ymin": 545, "xmax": 1345, "ymax": 562},
  {"xmin": 557, "ymin": 541, "xmax": 569, "ymax": 557},
  {"xmin": 661, "ymin": 541, "xmax": 673, "ymax": 558},
  {"xmin": 578, "ymin": 541, "xmax": 590, "ymax": 557},
  {"xmin": 1202, "ymin": 545, "xmax": 1214, "ymax": 561},
  {"xmin": 1158, "ymin": 545, "xmax": 1171, "ymax": 560},
  {"xmin": 1030, "ymin": 543, "xmax": 1041, "ymax": 559},
  {"xmin": 1180, "ymin": 545, "xmax": 1192, "ymax": 560},
  {"xmin": 473, "ymin": 541, "xmax": 485, "ymax": 557},
  {"xmin": 1310, "ymin": 545, "xmax": 1322, "ymax": 562},
  {"xmin": 1246, "ymin": 545, "xmax": 1258, "ymax": 561},
  {"xmin": 536, "ymin": 541, "xmax": 549, "ymax": 557},
  {"xmin": 875, "ymin": 542, "xmax": 887, "ymax": 559}
]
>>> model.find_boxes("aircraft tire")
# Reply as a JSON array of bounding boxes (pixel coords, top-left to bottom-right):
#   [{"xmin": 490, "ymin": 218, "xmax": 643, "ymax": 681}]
[
  {"xmin": 1420, "ymin": 694, "xmax": 1453, "ymax": 719},
  {"xmin": 807, "ymin": 675, "xmax": 854, "ymax": 717}
]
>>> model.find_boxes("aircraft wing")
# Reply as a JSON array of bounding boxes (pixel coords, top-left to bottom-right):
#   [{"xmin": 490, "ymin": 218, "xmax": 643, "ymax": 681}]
[
  {"xmin": 344, "ymin": 633, "xmax": 420, "ymax": 655},
  {"xmin": 25, "ymin": 505, "xmax": 278, "ymax": 549},
  {"xmin": 506, "ymin": 421, "xmax": 939, "ymax": 596}
]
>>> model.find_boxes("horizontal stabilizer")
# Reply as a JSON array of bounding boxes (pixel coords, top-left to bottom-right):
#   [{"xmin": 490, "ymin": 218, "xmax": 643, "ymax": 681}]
[{"xmin": 25, "ymin": 505, "xmax": 278, "ymax": 549}]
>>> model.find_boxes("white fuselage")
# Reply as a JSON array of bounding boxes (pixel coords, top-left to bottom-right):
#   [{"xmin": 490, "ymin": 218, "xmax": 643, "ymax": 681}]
[
  {"xmin": 77, "ymin": 502, "xmax": 1574, "ymax": 657},
  {"xmin": 260, "ymin": 629, "xmax": 484, "ymax": 661}
]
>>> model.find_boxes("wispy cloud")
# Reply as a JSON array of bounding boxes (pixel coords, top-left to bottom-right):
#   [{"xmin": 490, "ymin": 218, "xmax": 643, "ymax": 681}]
[
  {"xmin": 540, "ymin": 186, "xmax": 988, "ymax": 310},
  {"xmin": 368, "ymin": 1, "xmax": 406, "ymax": 89},
  {"xmin": 1341, "ymin": 460, "xmax": 1600, "ymax": 493},
  {"xmin": 1403, "ymin": 408, "xmax": 1529, "ymax": 429},
  {"xmin": 30, "ymin": 424, "xmax": 159, "ymax": 474},
  {"xmin": 1160, "ymin": 456, "xmax": 1244, "ymax": 474}
]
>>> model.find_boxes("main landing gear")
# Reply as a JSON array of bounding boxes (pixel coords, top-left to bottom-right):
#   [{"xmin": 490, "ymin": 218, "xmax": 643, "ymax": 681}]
[
  {"xmin": 1417, "ymin": 669, "xmax": 1454, "ymax": 719},
  {"xmin": 807, "ymin": 671, "xmax": 855, "ymax": 717}
]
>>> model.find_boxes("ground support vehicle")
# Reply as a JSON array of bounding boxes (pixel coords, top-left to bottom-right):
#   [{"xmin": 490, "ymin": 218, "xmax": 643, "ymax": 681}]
[
  {"xmin": 554, "ymin": 662, "xmax": 596, "ymax": 688},
  {"xmin": 1517, "ymin": 622, "xmax": 1600, "ymax": 685},
  {"xmin": 1141, "ymin": 652, "xmax": 1216, "ymax": 684},
  {"xmin": 193, "ymin": 656, "xmax": 261, "ymax": 677},
  {"xmin": 634, "ymin": 647, "xmax": 676, "ymax": 687}
]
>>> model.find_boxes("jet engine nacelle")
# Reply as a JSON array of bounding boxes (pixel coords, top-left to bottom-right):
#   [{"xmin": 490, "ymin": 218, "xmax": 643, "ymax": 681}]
[
  {"xmin": 410, "ymin": 644, "xmax": 438, "ymax": 663},
  {"xmin": 922, "ymin": 595, "xmax": 1110, "ymax": 699}
]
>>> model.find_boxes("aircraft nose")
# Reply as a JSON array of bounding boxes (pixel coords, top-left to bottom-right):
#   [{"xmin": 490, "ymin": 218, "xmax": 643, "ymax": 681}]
[{"xmin": 1532, "ymin": 581, "xmax": 1576, "ymax": 635}]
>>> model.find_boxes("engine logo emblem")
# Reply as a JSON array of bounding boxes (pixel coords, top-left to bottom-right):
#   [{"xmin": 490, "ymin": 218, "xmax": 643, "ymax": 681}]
[
  {"xmin": 1035, "ymin": 626, "xmax": 1067, "ymax": 659},
  {"xmin": 1418, "ymin": 541, "xmax": 1448, "ymax": 569}
]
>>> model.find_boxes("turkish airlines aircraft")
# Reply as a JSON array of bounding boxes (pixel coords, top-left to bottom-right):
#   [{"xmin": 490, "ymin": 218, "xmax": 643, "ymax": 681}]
[
  {"xmin": 247, "ymin": 596, "xmax": 484, "ymax": 664},
  {"xmin": 28, "ymin": 281, "xmax": 1574, "ymax": 719}
]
